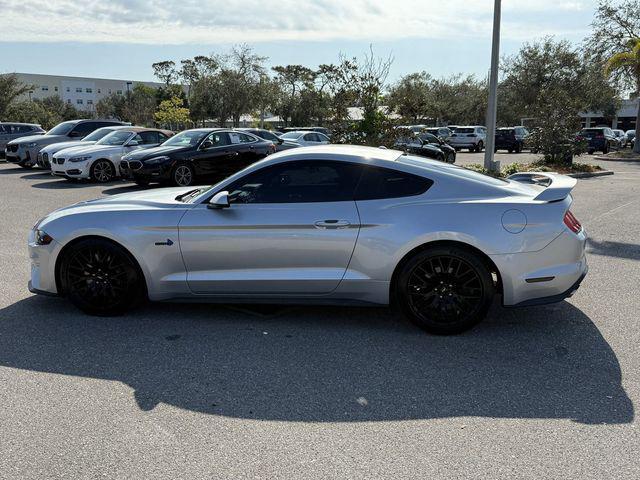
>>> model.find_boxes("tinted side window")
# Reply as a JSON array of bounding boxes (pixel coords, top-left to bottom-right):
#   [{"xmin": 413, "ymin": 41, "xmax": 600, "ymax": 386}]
[
  {"xmin": 227, "ymin": 161, "xmax": 362, "ymax": 204},
  {"xmin": 158, "ymin": 132, "xmax": 170, "ymax": 143},
  {"xmin": 355, "ymin": 166, "xmax": 433, "ymax": 200},
  {"xmin": 205, "ymin": 132, "xmax": 231, "ymax": 147},
  {"xmin": 70, "ymin": 122, "xmax": 98, "ymax": 137},
  {"xmin": 138, "ymin": 131, "xmax": 159, "ymax": 144}
]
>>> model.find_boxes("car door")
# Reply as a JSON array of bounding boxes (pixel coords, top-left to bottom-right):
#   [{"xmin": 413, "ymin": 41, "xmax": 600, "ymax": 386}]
[
  {"xmin": 228, "ymin": 131, "xmax": 262, "ymax": 166},
  {"xmin": 189, "ymin": 131, "xmax": 235, "ymax": 179},
  {"xmin": 178, "ymin": 160, "xmax": 363, "ymax": 295}
]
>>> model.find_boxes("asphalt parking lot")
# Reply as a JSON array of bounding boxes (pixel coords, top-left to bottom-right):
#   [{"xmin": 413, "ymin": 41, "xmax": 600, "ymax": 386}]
[{"xmin": 0, "ymin": 154, "xmax": 639, "ymax": 479}]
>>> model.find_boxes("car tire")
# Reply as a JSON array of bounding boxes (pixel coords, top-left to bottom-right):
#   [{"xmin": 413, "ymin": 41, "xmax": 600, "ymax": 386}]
[
  {"xmin": 58, "ymin": 238, "xmax": 145, "ymax": 316},
  {"xmin": 18, "ymin": 160, "xmax": 33, "ymax": 169},
  {"xmin": 90, "ymin": 159, "xmax": 115, "ymax": 183},
  {"xmin": 515, "ymin": 143, "xmax": 522, "ymax": 153},
  {"xmin": 476, "ymin": 141, "xmax": 484, "ymax": 152},
  {"xmin": 507, "ymin": 148, "xmax": 513, "ymax": 153},
  {"xmin": 602, "ymin": 143, "xmax": 609, "ymax": 154},
  {"xmin": 446, "ymin": 152, "xmax": 456, "ymax": 163},
  {"xmin": 588, "ymin": 149, "xmax": 594, "ymax": 155},
  {"xmin": 171, "ymin": 162, "xmax": 195, "ymax": 187},
  {"xmin": 395, "ymin": 245, "xmax": 495, "ymax": 335}
]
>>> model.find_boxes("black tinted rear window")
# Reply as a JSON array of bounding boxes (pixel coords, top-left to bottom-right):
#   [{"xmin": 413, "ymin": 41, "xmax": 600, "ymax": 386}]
[{"xmin": 355, "ymin": 166, "xmax": 433, "ymax": 200}]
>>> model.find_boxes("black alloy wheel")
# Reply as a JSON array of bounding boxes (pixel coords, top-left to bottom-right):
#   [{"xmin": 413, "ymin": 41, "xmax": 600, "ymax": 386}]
[
  {"xmin": 59, "ymin": 238, "xmax": 145, "ymax": 315},
  {"xmin": 396, "ymin": 246, "xmax": 494, "ymax": 334},
  {"xmin": 90, "ymin": 160, "xmax": 115, "ymax": 183}
]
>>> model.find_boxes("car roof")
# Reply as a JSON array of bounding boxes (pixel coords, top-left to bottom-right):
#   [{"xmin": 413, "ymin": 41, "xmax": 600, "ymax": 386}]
[
  {"xmin": 268, "ymin": 144, "xmax": 402, "ymax": 162},
  {"xmin": 0, "ymin": 122, "xmax": 41, "ymax": 127}
]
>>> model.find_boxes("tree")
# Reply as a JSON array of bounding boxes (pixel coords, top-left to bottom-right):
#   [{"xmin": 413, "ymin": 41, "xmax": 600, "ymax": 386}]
[
  {"xmin": 272, "ymin": 64, "xmax": 315, "ymax": 126},
  {"xmin": 96, "ymin": 93, "xmax": 126, "ymax": 120},
  {"xmin": 386, "ymin": 72, "xmax": 432, "ymax": 123},
  {"xmin": 5, "ymin": 98, "xmax": 80, "ymax": 129},
  {"xmin": 152, "ymin": 61, "xmax": 178, "ymax": 86},
  {"xmin": 155, "ymin": 96, "xmax": 190, "ymax": 131},
  {"xmin": 605, "ymin": 38, "xmax": 640, "ymax": 152},
  {"xmin": 0, "ymin": 74, "xmax": 32, "ymax": 119},
  {"xmin": 123, "ymin": 84, "xmax": 158, "ymax": 126}
]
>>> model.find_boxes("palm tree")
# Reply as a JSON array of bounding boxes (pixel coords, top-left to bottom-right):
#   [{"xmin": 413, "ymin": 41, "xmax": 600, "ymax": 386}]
[{"xmin": 605, "ymin": 38, "xmax": 640, "ymax": 153}]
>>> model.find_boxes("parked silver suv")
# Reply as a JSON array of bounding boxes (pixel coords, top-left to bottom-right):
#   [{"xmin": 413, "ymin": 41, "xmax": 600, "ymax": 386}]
[
  {"xmin": 0, "ymin": 123, "xmax": 45, "ymax": 156},
  {"xmin": 449, "ymin": 126, "xmax": 487, "ymax": 152},
  {"xmin": 5, "ymin": 119, "xmax": 126, "ymax": 168}
]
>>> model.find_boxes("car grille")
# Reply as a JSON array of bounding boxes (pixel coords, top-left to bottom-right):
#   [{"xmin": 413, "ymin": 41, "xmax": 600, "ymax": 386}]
[
  {"xmin": 126, "ymin": 160, "xmax": 142, "ymax": 170},
  {"xmin": 8, "ymin": 144, "xmax": 18, "ymax": 153}
]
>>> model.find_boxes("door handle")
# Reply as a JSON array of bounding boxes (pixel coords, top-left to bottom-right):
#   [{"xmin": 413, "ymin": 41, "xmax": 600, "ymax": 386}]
[{"xmin": 314, "ymin": 220, "xmax": 351, "ymax": 229}]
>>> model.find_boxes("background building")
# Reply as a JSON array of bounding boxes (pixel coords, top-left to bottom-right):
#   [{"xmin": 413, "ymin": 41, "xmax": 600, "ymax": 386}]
[
  {"xmin": 12, "ymin": 73, "xmax": 165, "ymax": 113},
  {"xmin": 580, "ymin": 99, "xmax": 638, "ymax": 131}
]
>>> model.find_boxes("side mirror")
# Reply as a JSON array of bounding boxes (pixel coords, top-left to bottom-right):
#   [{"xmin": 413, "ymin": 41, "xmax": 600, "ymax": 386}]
[
  {"xmin": 207, "ymin": 191, "xmax": 230, "ymax": 209},
  {"xmin": 201, "ymin": 140, "xmax": 214, "ymax": 150}
]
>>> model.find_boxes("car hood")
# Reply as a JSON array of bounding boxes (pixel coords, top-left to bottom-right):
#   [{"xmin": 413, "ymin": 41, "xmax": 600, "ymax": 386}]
[
  {"xmin": 124, "ymin": 145, "xmax": 188, "ymax": 160},
  {"xmin": 41, "ymin": 140, "xmax": 94, "ymax": 154},
  {"xmin": 8, "ymin": 134, "xmax": 66, "ymax": 146},
  {"xmin": 40, "ymin": 186, "xmax": 201, "ymax": 227},
  {"xmin": 56, "ymin": 144, "xmax": 123, "ymax": 158}
]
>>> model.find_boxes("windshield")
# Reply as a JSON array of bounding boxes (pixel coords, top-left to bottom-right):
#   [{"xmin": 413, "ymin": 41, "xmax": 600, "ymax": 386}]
[
  {"xmin": 46, "ymin": 121, "xmax": 77, "ymax": 136},
  {"xmin": 83, "ymin": 127, "xmax": 117, "ymax": 142},
  {"xmin": 96, "ymin": 130, "xmax": 133, "ymax": 146},
  {"xmin": 280, "ymin": 132, "xmax": 304, "ymax": 140},
  {"xmin": 163, "ymin": 130, "xmax": 208, "ymax": 147}
]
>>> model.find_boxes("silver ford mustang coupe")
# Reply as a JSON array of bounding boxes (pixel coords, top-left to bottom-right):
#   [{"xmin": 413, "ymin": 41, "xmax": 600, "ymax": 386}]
[{"xmin": 28, "ymin": 145, "xmax": 587, "ymax": 334}]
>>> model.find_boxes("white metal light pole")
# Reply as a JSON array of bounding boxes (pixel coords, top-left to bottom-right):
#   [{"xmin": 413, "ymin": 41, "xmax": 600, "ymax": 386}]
[{"xmin": 484, "ymin": 0, "xmax": 502, "ymax": 172}]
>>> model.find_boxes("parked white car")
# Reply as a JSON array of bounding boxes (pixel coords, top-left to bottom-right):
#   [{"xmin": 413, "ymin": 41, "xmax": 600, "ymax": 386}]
[
  {"xmin": 449, "ymin": 126, "xmax": 487, "ymax": 152},
  {"xmin": 37, "ymin": 125, "xmax": 133, "ymax": 169},
  {"xmin": 278, "ymin": 130, "xmax": 330, "ymax": 147},
  {"xmin": 50, "ymin": 128, "xmax": 173, "ymax": 182}
]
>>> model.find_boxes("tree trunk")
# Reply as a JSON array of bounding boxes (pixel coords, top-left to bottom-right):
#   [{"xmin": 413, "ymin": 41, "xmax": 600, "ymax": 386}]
[{"xmin": 634, "ymin": 96, "xmax": 640, "ymax": 154}]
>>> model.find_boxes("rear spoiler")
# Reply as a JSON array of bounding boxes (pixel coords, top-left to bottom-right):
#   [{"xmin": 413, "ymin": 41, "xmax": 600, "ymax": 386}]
[{"xmin": 507, "ymin": 172, "xmax": 577, "ymax": 202}]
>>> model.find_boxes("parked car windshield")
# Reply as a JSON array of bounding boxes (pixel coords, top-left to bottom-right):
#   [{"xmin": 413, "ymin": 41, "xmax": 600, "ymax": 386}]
[
  {"xmin": 280, "ymin": 132, "xmax": 304, "ymax": 140},
  {"xmin": 162, "ymin": 130, "xmax": 209, "ymax": 147},
  {"xmin": 83, "ymin": 128, "xmax": 118, "ymax": 142},
  {"xmin": 46, "ymin": 121, "xmax": 77, "ymax": 136},
  {"xmin": 96, "ymin": 130, "xmax": 133, "ymax": 146}
]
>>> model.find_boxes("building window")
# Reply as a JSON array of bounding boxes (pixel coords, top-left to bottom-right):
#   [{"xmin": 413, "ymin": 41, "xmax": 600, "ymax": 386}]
[
  {"xmin": 76, "ymin": 87, "xmax": 82, "ymax": 93},
  {"xmin": 66, "ymin": 87, "xmax": 70, "ymax": 92},
  {"xmin": 108, "ymin": 89, "xmax": 112, "ymax": 94},
  {"xmin": 116, "ymin": 90, "xmax": 123, "ymax": 95},
  {"xmin": 86, "ymin": 88, "xmax": 92, "ymax": 93},
  {"xmin": 77, "ymin": 99, "xmax": 83, "ymax": 105},
  {"xmin": 67, "ymin": 99, "xmax": 71, "ymax": 104},
  {"xmin": 41, "ymin": 86, "xmax": 48, "ymax": 91},
  {"xmin": 87, "ymin": 100, "xmax": 93, "ymax": 105},
  {"xmin": 54, "ymin": 86, "xmax": 58, "ymax": 92},
  {"xmin": 97, "ymin": 88, "xmax": 101, "ymax": 93}
]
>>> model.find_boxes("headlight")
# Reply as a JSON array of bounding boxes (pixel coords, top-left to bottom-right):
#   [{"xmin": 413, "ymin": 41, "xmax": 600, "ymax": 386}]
[
  {"xmin": 69, "ymin": 156, "xmax": 92, "ymax": 163},
  {"xmin": 34, "ymin": 229, "xmax": 53, "ymax": 246},
  {"xmin": 26, "ymin": 142, "xmax": 38, "ymax": 148},
  {"xmin": 145, "ymin": 156, "xmax": 170, "ymax": 164}
]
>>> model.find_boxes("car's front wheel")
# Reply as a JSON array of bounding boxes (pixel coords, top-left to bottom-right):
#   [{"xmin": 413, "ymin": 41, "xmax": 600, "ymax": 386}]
[
  {"xmin": 59, "ymin": 238, "xmax": 145, "ymax": 316},
  {"xmin": 445, "ymin": 151, "xmax": 456, "ymax": 163},
  {"xmin": 90, "ymin": 159, "xmax": 115, "ymax": 183},
  {"xmin": 395, "ymin": 245, "xmax": 495, "ymax": 334},
  {"xmin": 171, "ymin": 162, "xmax": 195, "ymax": 186}
]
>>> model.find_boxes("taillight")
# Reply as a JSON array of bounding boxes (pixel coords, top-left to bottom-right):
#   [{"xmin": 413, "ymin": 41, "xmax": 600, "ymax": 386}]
[{"xmin": 563, "ymin": 210, "xmax": 582, "ymax": 233}]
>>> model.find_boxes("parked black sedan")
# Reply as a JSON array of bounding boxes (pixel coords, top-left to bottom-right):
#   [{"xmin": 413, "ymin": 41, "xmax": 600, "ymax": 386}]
[
  {"xmin": 495, "ymin": 126, "xmax": 529, "ymax": 153},
  {"xmin": 238, "ymin": 128, "xmax": 300, "ymax": 151},
  {"xmin": 394, "ymin": 133, "xmax": 454, "ymax": 163},
  {"xmin": 120, "ymin": 129, "xmax": 274, "ymax": 187}
]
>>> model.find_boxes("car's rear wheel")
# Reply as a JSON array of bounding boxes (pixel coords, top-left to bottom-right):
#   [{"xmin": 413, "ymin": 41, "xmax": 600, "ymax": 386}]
[
  {"xmin": 90, "ymin": 159, "xmax": 115, "ymax": 183},
  {"xmin": 445, "ymin": 151, "xmax": 456, "ymax": 163},
  {"xmin": 476, "ymin": 141, "xmax": 484, "ymax": 152},
  {"xmin": 19, "ymin": 159, "xmax": 33, "ymax": 169},
  {"xmin": 395, "ymin": 246, "xmax": 495, "ymax": 335},
  {"xmin": 59, "ymin": 238, "xmax": 145, "ymax": 316},
  {"xmin": 171, "ymin": 162, "xmax": 195, "ymax": 186},
  {"xmin": 602, "ymin": 142, "xmax": 609, "ymax": 154}
]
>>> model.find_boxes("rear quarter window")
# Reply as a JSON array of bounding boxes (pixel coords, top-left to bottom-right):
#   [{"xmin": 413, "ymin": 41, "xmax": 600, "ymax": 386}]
[{"xmin": 355, "ymin": 165, "xmax": 433, "ymax": 200}]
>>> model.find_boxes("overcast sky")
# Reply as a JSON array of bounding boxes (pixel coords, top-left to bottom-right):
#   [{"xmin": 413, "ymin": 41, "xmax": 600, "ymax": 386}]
[{"xmin": 0, "ymin": 0, "xmax": 598, "ymax": 82}]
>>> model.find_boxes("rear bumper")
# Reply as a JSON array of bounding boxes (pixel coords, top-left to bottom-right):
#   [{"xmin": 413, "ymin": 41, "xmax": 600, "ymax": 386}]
[{"xmin": 491, "ymin": 229, "xmax": 588, "ymax": 306}]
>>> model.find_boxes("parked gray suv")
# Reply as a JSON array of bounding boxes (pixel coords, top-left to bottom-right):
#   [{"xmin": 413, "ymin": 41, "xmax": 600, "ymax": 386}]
[
  {"xmin": 0, "ymin": 123, "xmax": 45, "ymax": 157},
  {"xmin": 5, "ymin": 119, "xmax": 126, "ymax": 168}
]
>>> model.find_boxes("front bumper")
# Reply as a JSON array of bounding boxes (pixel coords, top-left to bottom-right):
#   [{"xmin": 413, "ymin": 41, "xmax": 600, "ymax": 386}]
[
  {"xmin": 120, "ymin": 159, "xmax": 173, "ymax": 182},
  {"xmin": 50, "ymin": 159, "xmax": 91, "ymax": 178},
  {"xmin": 28, "ymin": 232, "xmax": 60, "ymax": 296}
]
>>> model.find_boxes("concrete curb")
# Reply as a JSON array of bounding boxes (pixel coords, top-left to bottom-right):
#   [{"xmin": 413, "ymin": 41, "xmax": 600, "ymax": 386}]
[
  {"xmin": 594, "ymin": 155, "xmax": 640, "ymax": 162},
  {"xmin": 567, "ymin": 170, "xmax": 614, "ymax": 179}
]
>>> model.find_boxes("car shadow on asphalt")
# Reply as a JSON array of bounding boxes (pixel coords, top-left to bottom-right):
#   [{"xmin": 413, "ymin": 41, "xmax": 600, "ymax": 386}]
[
  {"xmin": 29, "ymin": 179, "xmax": 123, "ymax": 189},
  {"xmin": 0, "ymin": 296, "xmax": 632, "ymax": 425},
  {"xmin": 587, "ymin": 239, "xmax": 640, "ymax": 261},
  {"xmin": 102, "ymin": 184, "xmax": 150, "ymax": 195}
]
